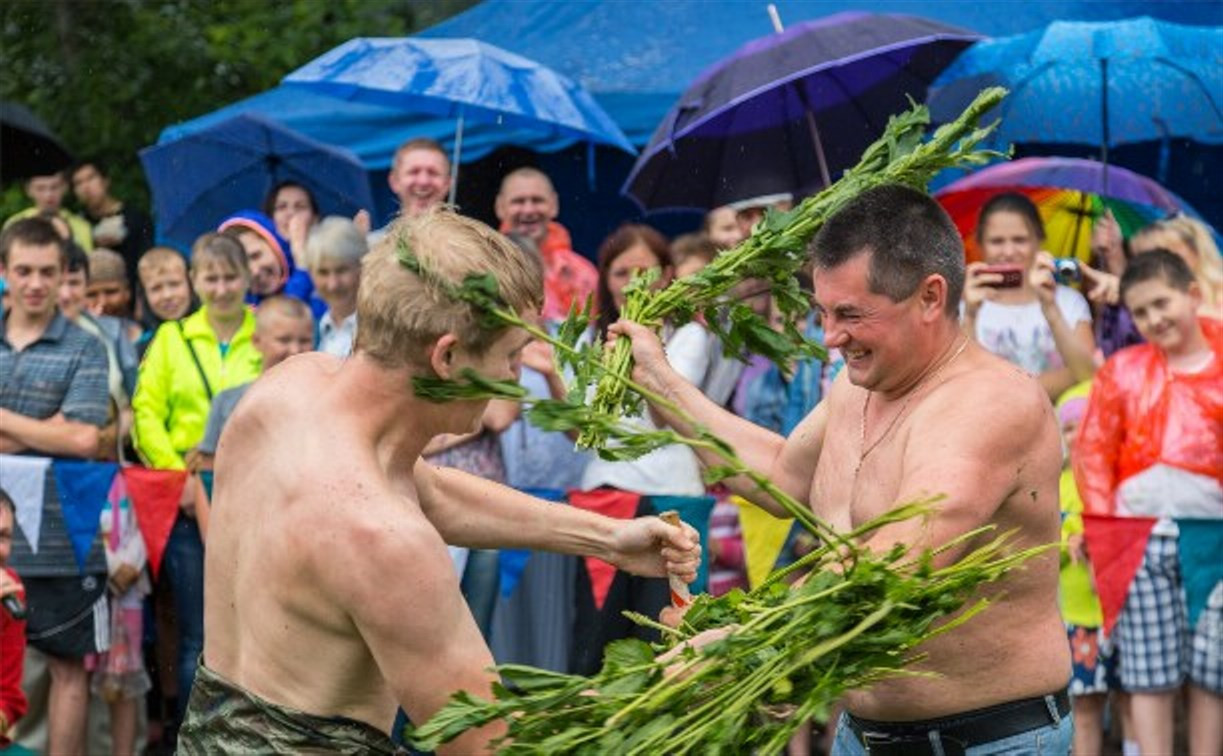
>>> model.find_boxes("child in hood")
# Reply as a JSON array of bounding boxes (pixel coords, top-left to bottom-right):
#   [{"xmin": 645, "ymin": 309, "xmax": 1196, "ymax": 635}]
[{"xmin": 218, "ymin": 210, "xmax": 325, "ymax": 318}]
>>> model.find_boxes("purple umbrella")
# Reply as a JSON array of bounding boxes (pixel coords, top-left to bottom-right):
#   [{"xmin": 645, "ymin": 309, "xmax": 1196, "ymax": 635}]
[{"xmin": 621, "ymin": 11, "xmax": 981, "ymax": 212}]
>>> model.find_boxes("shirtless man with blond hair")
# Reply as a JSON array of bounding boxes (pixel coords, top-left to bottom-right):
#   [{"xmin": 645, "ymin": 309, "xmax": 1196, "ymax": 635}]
[
  {"xmin": 178, "ymin": 209, "xmax": 699, "ymax": 755},
  {"xmin": 616, "ymin": 184, "xmax": 1073, "ymax": 755}
]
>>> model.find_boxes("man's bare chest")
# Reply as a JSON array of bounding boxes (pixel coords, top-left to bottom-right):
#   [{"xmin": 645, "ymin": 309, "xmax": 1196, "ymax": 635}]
[{"xmin": 812, "ymin": 413, "xmax": 909, "ymax": 531}]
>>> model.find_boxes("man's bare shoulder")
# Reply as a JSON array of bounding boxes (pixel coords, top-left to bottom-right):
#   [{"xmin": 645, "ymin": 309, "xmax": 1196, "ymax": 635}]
[
  {"xmin": 926, "ymin": 348, "xmax": 1053, "ymax": 437},
  {"xmin": 240, "ymin": 353, "xmax": 343, "ymax": 412}
]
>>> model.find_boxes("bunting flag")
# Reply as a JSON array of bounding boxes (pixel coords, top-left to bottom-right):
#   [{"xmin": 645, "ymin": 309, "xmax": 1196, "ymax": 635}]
[
  {"xmin": 647, "ymin": 495, "xmax": 715, "ymax": 595},
  {"xmin": 1082, "ymin": 514, "xmax": 1158, "ymax": 636},
  {"xmin": 52, "ymin": 460, "xmax": 118, "ymax": 572},
  {"xmin": 733, "ymin": 495, "xmax": 794, "ymax": 589},
  {"xmin": 1176, "ymin": 519, "xmax": 1223, "ymax": 628},
  {"xmin": 499, "ymin": 488, "xmax": 567, "ymax": 599},
  {"xmin": 568, "ymin": 489, "xmax": 641, "ymax": 610},
  {"xmin": 122, "ymin": 467, "xmax": 186, "ymax": 580},
  {"xmin": 0, "ymin": 454, "xmax": 51, "ymax": 553}
]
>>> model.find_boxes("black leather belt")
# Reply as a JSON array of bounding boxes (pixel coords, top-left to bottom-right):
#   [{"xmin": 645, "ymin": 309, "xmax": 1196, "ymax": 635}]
[{"xmin": 844, "ymin": 690, "xmax": 1070, "ymax": 756}]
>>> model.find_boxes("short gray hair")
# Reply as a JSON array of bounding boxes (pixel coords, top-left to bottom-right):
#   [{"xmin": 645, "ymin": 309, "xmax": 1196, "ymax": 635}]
[{"xmin": 305, "ymin": 216, "xmax": 368, "ymax": 269}]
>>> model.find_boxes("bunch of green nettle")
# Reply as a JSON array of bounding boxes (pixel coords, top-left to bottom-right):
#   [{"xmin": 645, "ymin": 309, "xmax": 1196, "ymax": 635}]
[{"xmin": 403, "ymin": 88, "xmax": 1044, "ymax": 755}]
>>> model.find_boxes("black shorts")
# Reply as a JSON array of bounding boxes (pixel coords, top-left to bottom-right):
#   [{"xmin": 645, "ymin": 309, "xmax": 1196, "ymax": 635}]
[{"xmin": 23, "ymin": 574, "xmax": 109, "ymax": 659}]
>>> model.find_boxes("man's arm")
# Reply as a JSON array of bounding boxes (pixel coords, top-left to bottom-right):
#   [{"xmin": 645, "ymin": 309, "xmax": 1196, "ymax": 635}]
[
  {"xmin": 414, "ymin": 461, "xmax": 700, "ymax": 581},
  {"xmin": 332, "ymin": 513, "xmax": 504, "ymax": 755},
  {"xmin": 0, "ymin": 409, "xmax": 98, "ymax": 459},
  {"xmin": 610, "ymin": 320, "xmax": 822, "ymax": 513}
]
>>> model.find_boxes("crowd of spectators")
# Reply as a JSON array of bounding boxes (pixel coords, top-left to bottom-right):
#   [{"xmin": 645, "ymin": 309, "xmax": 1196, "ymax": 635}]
[{"xmin": 0, "ymin": 138, "xmax": 1219, "ymax": 754}]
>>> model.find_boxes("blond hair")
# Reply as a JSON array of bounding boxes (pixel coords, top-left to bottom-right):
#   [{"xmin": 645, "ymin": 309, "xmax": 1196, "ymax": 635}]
[
  {"xmin": 190, "ymin": 233, "xmax": 250, "ymax": 278},
  {"xmin": 1134, "ymin": 215, "xmax": 1223, "ymax": 311},
  {"xmin": 255, "ymin": 295, "xmax": 313, "ymax": 330},
  {"xmin": 355, "ymin": 208, "xmax": 543, "ymax": 369},
  {"xmin": 137, "ymin": 246, "xmax": 188, "ymax": 283}
]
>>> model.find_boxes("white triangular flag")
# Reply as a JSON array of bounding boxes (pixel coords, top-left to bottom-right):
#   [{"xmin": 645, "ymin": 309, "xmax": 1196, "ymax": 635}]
[{"xmin": 0, "ymin": 454, "xmax": 52, "ymax": 554}]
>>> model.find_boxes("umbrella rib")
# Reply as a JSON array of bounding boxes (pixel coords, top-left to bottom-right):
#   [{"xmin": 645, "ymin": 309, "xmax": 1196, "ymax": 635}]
[{"xmin": 1153, "ymin": 56, "xmax": 1223, "ymax": 125}]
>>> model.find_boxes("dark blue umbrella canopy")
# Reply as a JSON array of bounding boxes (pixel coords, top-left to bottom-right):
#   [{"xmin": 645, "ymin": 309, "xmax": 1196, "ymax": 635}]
[
  {"xmin": 929, "ymin": 17, "xmax": 1223, "ymax": 149},
  {"xmin": 622, "ymin": 12, "xmax": 980, "ymax": 212},
  {"xmin": 140, "ymin": 113, "xmax": 374, "ymax": 252},
  {"xmin": 282, "ymin": 37, "xmax": 634, "ymax": 154}
]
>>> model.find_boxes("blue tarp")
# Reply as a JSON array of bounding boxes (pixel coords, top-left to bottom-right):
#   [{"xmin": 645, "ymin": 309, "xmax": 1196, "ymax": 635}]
[
  {"xmin": 420, "ymin": 0, "xmax": 1223, "ymax": 145},
  {"xmin": 152, "ymin": 1, "xmax": 1222, "ymax": 248}
]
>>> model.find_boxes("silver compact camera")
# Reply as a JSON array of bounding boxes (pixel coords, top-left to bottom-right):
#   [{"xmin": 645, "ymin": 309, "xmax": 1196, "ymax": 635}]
[{"xmin": 1052, "ymin": 258, "xmax": 1082, "ymax": 285}]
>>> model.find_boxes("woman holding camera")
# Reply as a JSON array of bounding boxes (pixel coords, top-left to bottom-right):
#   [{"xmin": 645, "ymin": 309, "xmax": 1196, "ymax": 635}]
[{"xmin": 961, "ymin": 192, "xmax": 1097, "ymax": 401}]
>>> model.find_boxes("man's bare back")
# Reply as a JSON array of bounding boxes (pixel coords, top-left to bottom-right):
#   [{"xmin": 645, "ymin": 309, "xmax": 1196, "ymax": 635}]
[
  {"xmin": 811, "ymin": 346, "xmax": 1070, "ymax": 720},
  {"xmin": 203, "ymin": 353, "xmax": 491, "ymax": 733}
]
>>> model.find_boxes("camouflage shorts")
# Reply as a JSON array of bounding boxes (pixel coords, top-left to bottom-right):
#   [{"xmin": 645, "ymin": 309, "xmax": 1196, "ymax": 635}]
[{"xmin": 178, "ymin": 661, "xmax": 408, "ymax": 755}]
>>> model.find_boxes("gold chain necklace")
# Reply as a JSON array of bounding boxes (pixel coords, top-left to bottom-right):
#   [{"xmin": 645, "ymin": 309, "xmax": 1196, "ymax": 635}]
[{"xmin": 853, "ymin": 336, "xmax": 969, "ymax": 480}]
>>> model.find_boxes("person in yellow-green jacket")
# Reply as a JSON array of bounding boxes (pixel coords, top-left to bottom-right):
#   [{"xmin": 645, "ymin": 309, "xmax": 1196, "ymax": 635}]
[
  {"xmin": 1057, "ymin": 383, "xmax": 1126, "ymax": 756},
  {"xmin": 131, "ymin": 232, "xmax": 261, "ymax": 718}
]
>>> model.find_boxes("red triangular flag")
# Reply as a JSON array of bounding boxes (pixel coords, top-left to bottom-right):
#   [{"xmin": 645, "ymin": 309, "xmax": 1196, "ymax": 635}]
[
  {"xmin": 123, "ymin": 467, "xmax": 187, "ymax": 580},
  {"xmin": 568, "ymin": 489, "xmax": 641, "ymax": 611},
  {"xmin": 1082, "ymin": 514, "xmax": 1158, "ymax": 636}
]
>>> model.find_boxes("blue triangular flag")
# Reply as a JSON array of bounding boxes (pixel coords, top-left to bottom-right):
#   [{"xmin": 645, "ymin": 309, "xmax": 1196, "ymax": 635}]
[
  {"xmin": 498, "ymin": 488, "xmax": 567, "ymax": 598},
  {"xmin": 52, "ymin": 460, "xmax": 118, "ymax": 572},
  {"xmin": 647, "ymin": 494, "xmax": 715, "ymax": 595},
  {"xmin": 499, "ymin": 549, "xmax": 531, "ymax": 599},
  {"xmin": 1176, "ymin": 518, "xmax": 1223, "ymax": 628}
]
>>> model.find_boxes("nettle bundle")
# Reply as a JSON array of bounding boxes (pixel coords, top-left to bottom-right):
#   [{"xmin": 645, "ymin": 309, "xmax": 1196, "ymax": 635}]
[{"xmin": 404, "ymin": 89, "xmax": 1044, "ymax": 755}]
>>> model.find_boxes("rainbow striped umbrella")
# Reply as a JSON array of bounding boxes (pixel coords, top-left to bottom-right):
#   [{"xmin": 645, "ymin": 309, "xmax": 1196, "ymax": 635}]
[{"xmin": 935, "ymin": 157, "xmax": 1200, "ymax": 263}]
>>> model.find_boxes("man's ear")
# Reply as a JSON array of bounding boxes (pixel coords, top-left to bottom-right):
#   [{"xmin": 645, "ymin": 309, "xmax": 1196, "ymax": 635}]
[
  {"xmin": 493, "ymin": 192, "xmax": 507, "ymax": 224},
  {"xmin": 919, "ymin": 274, "xmax": 948, "ymax": 322},
  {"xmin": 428, "ymin": 333, "xmax": 459, "ymax": 379}
]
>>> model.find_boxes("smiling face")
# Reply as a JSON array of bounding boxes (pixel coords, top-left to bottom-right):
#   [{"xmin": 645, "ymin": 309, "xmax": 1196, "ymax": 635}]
[
  {"xmin": 253, "ymin": 310, "xmax": 315, "ymax": 369},
  {"xmin": 980, "ymin": 210, "xmax": 1042, "ymax": 269},
  {"xmin": 1123, "ymin": 275, "xmax": 1202, "ymax": 357},
  {"xmin": 496, "ymin": 174, "xmax": 558, "ymax": 245},
  {"xmin": 142, "ymin": 263, "xmax": 192, "ymax": 321},
  {"xmin": 311, "ymin": 257, "xmax": 360, "ymax": 314},
  {"xmin": 389, "ymin": 148, "xmax": 451, "ymax": 217},
  {"xmin": 58, "ymin": 267, "xmax": 88, "ymax": 321},
  {"xmin": 270, "ymin": 185, "xmax": 317, "ymax": 239},
  {"xmin": 236, "ymin": 232, "xmax": 284, "ymax": 296},
  {"xmin": 192, "ymin": 259, "xmax": 249, "ymax": 318},
  {"xmin": 813, "ymin": 253, "xmax": 926, "ymax": 394},
  {"xmin": 5, "ymin": 241, "xmax": 63, "ymax": 320},
  {"xmin": 86, "ymin": 277, "xmax": 131, "ymax": 317}
]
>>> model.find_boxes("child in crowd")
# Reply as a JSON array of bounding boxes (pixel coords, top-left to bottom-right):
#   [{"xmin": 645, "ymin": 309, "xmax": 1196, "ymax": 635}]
[
  {"xmin": 218, "ymin": 210, "xmax": 322, "ymax": 316},
  {"xmin": 0, "ymin": 488, "xmax": 28, "ymax": 749},
  {"xmin": 135, "ymin": 247, "xmax": 195, "ymax": 357},
  {"xmin": 1075, "ymin": 250, "xmax": 1223, "ymax": 756},
  {"xmin": 670, "ymin": 232, "xmax": 719, "ymax": 279},
  {"xmin": 87, "ymin": 481, "xmax": 152, "ymax": 756},
  {"xmin": 1055, "ymin": 383, "xmax": 1122, "ymax": 756}
]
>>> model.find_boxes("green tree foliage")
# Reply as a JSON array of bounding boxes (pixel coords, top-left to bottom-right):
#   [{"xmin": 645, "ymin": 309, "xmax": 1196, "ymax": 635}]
[{"xmin": 0, "ymin": 0, "xmax": 476, "ymax": 219}]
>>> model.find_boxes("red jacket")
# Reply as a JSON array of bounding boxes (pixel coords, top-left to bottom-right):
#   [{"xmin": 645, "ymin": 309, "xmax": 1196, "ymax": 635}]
[
  {"xmin": 1075, "ymin": 318, "xmax": 1223, "ymax": 515},
  {"xmin": 0, "ymin": 567, "xmax": 27, "ymax": 742}
]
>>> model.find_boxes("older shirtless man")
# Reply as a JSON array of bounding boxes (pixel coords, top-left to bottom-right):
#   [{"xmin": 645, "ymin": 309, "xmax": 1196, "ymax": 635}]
[
  {"xmin": 177, "ymin": 210, "xmax": 699, "ymax": 755},
  {"xmin": 615, "ymin": 184, "xmax": 1073, "ymax": 755}
]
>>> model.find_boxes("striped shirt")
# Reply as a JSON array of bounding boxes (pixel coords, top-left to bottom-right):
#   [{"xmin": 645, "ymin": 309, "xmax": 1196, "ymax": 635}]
[{"xmin": 2, "ymin": 311, "xmax": 110, "ymax": 576}]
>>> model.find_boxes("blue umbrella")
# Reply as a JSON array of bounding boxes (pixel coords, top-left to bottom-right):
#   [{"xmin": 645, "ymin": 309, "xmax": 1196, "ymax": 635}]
[
  {"xmin": 140, "ymin": 113, "xmax": 374, "ymax": 252},
  {"xmin": 282, "ymin": 37, "xmax": 635, "ymax": 202},
  {"xmin": 620, "ymin": 11, "xmax": 980, "ymax": 212},
  {"xmin": 929, "ymin": 17, "xmax": 1223, "ymax": 164}
]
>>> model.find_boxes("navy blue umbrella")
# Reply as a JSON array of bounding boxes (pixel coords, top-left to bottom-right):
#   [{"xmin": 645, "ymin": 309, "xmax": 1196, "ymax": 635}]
[
  {"xmin": 140, "ymin": 113, "xmax": 374, "ymax": 252},
  {"xmin": 929, "ymin": 17, "xmax": 1223, "ymax": 163},
  {"xmin": 283, "ymin": 37, "xmax": 635, "ymax": 203},
  {"xmin": 621, "ymin": 12, "xmax": 980, "ymax": 212}
]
